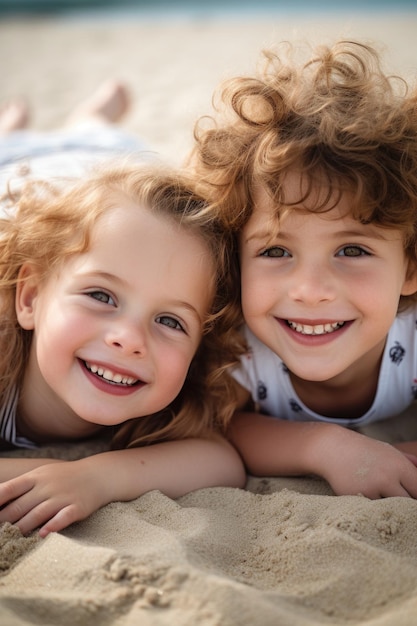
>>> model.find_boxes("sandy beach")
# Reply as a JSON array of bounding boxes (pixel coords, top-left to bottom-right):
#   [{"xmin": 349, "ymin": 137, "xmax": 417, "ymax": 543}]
[{"xmin": 1, "ymin": 5, "xmax": 417, "ymax": 625}]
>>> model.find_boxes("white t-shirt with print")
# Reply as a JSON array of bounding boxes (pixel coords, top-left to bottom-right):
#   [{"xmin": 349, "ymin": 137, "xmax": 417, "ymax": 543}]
[{"xmin": 232, "ymin": 306, "xmax": 417, "ymax": 426}]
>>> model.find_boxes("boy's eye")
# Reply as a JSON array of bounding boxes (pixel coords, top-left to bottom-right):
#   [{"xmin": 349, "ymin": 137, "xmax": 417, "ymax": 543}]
[
  {"xmin": 337, "ymin": 245, "xmax": 369, "ymax": 257},
  {"xmin": 88, "ymin": 291, "xmax": 116, "ymax": 305},
  {"xmin": 156, "ymin": 315, "xmax": 184, "ymax": 332},
  {"xmin": 260, "ymin": 246, "xmax": 289, "ymax": 258}
]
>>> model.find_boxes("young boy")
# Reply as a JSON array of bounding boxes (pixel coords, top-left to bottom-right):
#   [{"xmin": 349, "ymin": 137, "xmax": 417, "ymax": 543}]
[{"xmin": 193, "ymin": 39, "xmax": 417, "ymax": 498}]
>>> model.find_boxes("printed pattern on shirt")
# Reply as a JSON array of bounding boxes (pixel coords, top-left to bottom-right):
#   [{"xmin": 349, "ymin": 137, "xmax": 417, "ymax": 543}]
[{"xmin": 231, "ymin": 307, "xmax": 417, "ymax": 426}]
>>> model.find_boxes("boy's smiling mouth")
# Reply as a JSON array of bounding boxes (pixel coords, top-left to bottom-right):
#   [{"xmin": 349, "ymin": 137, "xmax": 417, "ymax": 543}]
[
  {"xmin": 83, "ymin": 360, "xmax": 140, "ymax": 386},
  {"xmin": 286, "ymin": 321, "xmax": 346, "ymax": 336}
]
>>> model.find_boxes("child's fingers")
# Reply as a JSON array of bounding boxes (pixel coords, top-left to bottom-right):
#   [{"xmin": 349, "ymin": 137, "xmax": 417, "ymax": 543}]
[
  {"xmin": 0, "ymin": 475, "xmax": 33, "ymax": 508},
  {"xmin": 397, "ymin": 475, "xmax": 417, "ymax": 499},
  {"xmin": 5, "ymin": 498, "xmax": 69, "ymax": 536},
  {"xmin": 0, "ymin": 493, "xmax": 47, "ymax": 532},
  {"xmin": 0, "ymin": 483, "xmax": 37, "ymax": 526},
  {"xmin": 378, "ymin": 484, "xmax": 414, "ymax": 498},
  {"xmin": 0, "ymin": 481, "xmax": 71, "ymax": 534},
  {"xmin": 401, "ymin": 452, "xmax": 417, "ymax": 468},
  {"xmin": 38, "ymin": 504, "xmax": 81, "ymax": 537},
  {"xmin": 376, "ymin": 464, "xmax": 417, "ymax": 499}
]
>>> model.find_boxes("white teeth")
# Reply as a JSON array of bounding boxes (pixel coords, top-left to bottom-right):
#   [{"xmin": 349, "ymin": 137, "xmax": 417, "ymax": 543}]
[
  {"xmin": 287, "ymin": 321, "xmax": 344, "ymax": 335},
  {"xmin": 85, "ymin": 362, "xmax": 137, "ymax": 385}
]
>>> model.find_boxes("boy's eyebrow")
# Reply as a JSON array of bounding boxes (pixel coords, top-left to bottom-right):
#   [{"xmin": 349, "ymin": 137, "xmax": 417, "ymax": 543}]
[
  {"xmin": 328, "ymin": 228, "xmax": 393, "ymax": 241},
  {"xmin": 243, "ymin": 225, "xmax": 392, "ymax": 244},
  {"xmin": 243, "ymin": 228, "xmax": 275, "ymax": 244}
]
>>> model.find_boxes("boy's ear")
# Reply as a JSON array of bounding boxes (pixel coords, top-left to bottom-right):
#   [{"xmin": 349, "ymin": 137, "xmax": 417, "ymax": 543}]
[
  {"xmin": 15, "ymin": 263, "xmax": 41, "ymax": 330},
  {"xmin": 402, "ymin": 261, "xmax": 417, "ymax": 296}
]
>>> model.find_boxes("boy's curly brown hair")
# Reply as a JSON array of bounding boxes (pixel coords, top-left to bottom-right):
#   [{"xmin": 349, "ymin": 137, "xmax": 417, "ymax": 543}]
[{"xmin": 192, "ymin": 40, "xmax": 417, "ymax": 309}]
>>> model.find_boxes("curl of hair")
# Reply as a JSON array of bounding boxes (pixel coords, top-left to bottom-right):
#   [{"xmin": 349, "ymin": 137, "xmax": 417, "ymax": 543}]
[
  {"xmin": 0, "ymin": 163, "xmax": 244, "ymax": 448},
  {"xmin": 192, "ymin": 40, "xmax": 417, "ymax": 309}
]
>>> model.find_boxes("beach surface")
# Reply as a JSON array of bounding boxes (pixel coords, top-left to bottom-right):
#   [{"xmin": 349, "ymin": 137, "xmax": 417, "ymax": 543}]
[{"xmin": 1, "ymin": 6, "xmax": 417, "ymax": 625}]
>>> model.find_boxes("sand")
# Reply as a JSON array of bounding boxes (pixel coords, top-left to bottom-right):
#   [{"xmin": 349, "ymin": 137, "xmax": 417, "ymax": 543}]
[{"xmin": 1, "ymin": 6, "xmax": 417, "ymax": 625}]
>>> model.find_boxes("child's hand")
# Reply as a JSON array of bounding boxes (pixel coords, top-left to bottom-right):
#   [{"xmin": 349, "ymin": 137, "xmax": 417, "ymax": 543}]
[
  {"xmin": 313, "ymin": 427, "xmax": 417, "ymax": 498},
  {"xmin": 230, "ymin": 412, "xmax": 417, "ymax": 498},
  {"xmin": 0, "ymin": 438, "xmax": 246, "ymax": 536},
  {"xmin": 0, "ymin": 460, "xmax": 104, "ymax": 536}
]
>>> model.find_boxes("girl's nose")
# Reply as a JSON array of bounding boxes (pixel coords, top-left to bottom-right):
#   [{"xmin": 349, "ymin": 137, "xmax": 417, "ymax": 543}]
[{"xmin": 105, "ymin": 321, "xmax": 147, "ymax": 356}]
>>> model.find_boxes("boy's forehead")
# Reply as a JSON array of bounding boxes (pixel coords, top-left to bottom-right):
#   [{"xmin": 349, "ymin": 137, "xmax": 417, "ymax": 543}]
[
  {"xmin": 243, "ymin": 188, "xmax": 280, "ymax": 243},
  {"xmin": 246, "ymin": 185, "xmax": 405, "ymax": 246},
  {"xmin": 251, "ymin": 170, "xmax": 354, "ymax": 221}
]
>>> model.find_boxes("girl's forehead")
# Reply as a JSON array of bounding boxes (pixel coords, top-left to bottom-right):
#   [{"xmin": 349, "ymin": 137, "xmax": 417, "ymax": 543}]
[{"xmin": 93, "ymin": 201, "xmax": 216, "ymax": 272}]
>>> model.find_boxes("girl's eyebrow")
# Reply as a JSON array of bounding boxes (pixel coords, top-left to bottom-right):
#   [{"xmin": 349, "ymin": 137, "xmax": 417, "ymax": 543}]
[
  {"xmin": 79, "ymin": 271, "xmax": 204, "ymax": 323},
  {"xmin": 172, "ymin": 301, "xmax": 204, "ymax": 324},
  {"xmin": 80, "ymin": 270, "xmax": 125, "ymax": 285}
]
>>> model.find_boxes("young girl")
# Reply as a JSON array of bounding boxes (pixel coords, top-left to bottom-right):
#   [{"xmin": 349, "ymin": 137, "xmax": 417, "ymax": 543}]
[
  {"xmin": 0, "ymin": 163, "xmax": 245, "ymax": 537},
  {"xmin": 192, "ymin": 40, "xmax": 417, "ymax": 499}
]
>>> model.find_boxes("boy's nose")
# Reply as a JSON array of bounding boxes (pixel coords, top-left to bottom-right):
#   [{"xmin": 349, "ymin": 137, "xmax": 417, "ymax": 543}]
[{"xmin": 287, "ymin": 262, "xmax": 336, "ymax": 305}]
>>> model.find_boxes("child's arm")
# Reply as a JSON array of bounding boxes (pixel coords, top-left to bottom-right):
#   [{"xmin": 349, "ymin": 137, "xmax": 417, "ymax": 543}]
[
  {"xmin": 0, "ymin": 456, "xmax": 64, "ymax": 480},
  {"xmin": 0, "ymin": 437, "xmax": 245, "ymax": 536},
  {"xmin": 229, "ymin": 411, "xmax": 417, "ymax": 498}
]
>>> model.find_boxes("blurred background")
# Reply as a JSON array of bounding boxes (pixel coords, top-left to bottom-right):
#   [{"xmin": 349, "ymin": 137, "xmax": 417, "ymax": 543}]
[{"xmin": 1, "ymin": 0, "xmax": 417, "ymax": 163}]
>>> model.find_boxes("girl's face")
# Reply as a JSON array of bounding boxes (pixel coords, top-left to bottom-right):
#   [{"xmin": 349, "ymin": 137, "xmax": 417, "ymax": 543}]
[
  {"xmin": 17, "ymin": 200, "xmax": 214, "ymax": 428},
  {"xmin": 239, "ymin": 171, "xmax": 417, "ymax": 387}
]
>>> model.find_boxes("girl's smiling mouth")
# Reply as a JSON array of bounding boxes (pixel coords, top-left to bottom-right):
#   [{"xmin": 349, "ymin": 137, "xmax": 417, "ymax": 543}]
[{"xmin": 84, "ymin": 360, "xmax": 138, "ymax": 386}]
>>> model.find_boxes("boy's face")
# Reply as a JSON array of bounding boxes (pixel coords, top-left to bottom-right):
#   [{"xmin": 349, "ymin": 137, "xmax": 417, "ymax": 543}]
[
  {"xmin": 17, "ymin": 201, "xmax": 214, "ymax": 427},
  {"xmin": 239, "ymin": 171, "xmax": 417, "ymax": 385}
]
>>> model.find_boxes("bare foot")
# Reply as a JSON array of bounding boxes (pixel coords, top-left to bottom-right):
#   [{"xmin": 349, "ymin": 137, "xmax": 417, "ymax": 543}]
[
  {"xmin": 0, "ymin": 99, "xmax": 29, "ymax": 134},
  {"xmin": 65, "ymin": 80, "xmax": 130, "ymax": 127}
]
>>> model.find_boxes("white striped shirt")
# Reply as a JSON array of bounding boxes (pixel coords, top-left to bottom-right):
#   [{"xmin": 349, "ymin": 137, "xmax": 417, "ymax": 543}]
[{"xmin": 0, "ymin": 386, "xmax": 37, "ymax": 448}]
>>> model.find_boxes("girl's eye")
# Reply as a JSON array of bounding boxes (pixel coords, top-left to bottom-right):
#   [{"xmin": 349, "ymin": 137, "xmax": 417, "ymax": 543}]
[
  {"xmin": 337, "ymin": 245, "xmax": 369, "ymax": 257},
  {"xmin": 88, "ymin": 291, "xmax": 116, "ymax": 305},
  {"xmin": 156, "ymin": 315, "xmax": 184, "ymax": 332},
  {"xmin": 260, "ymin": 246, "xmax": 290, "ymax": 258}
]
